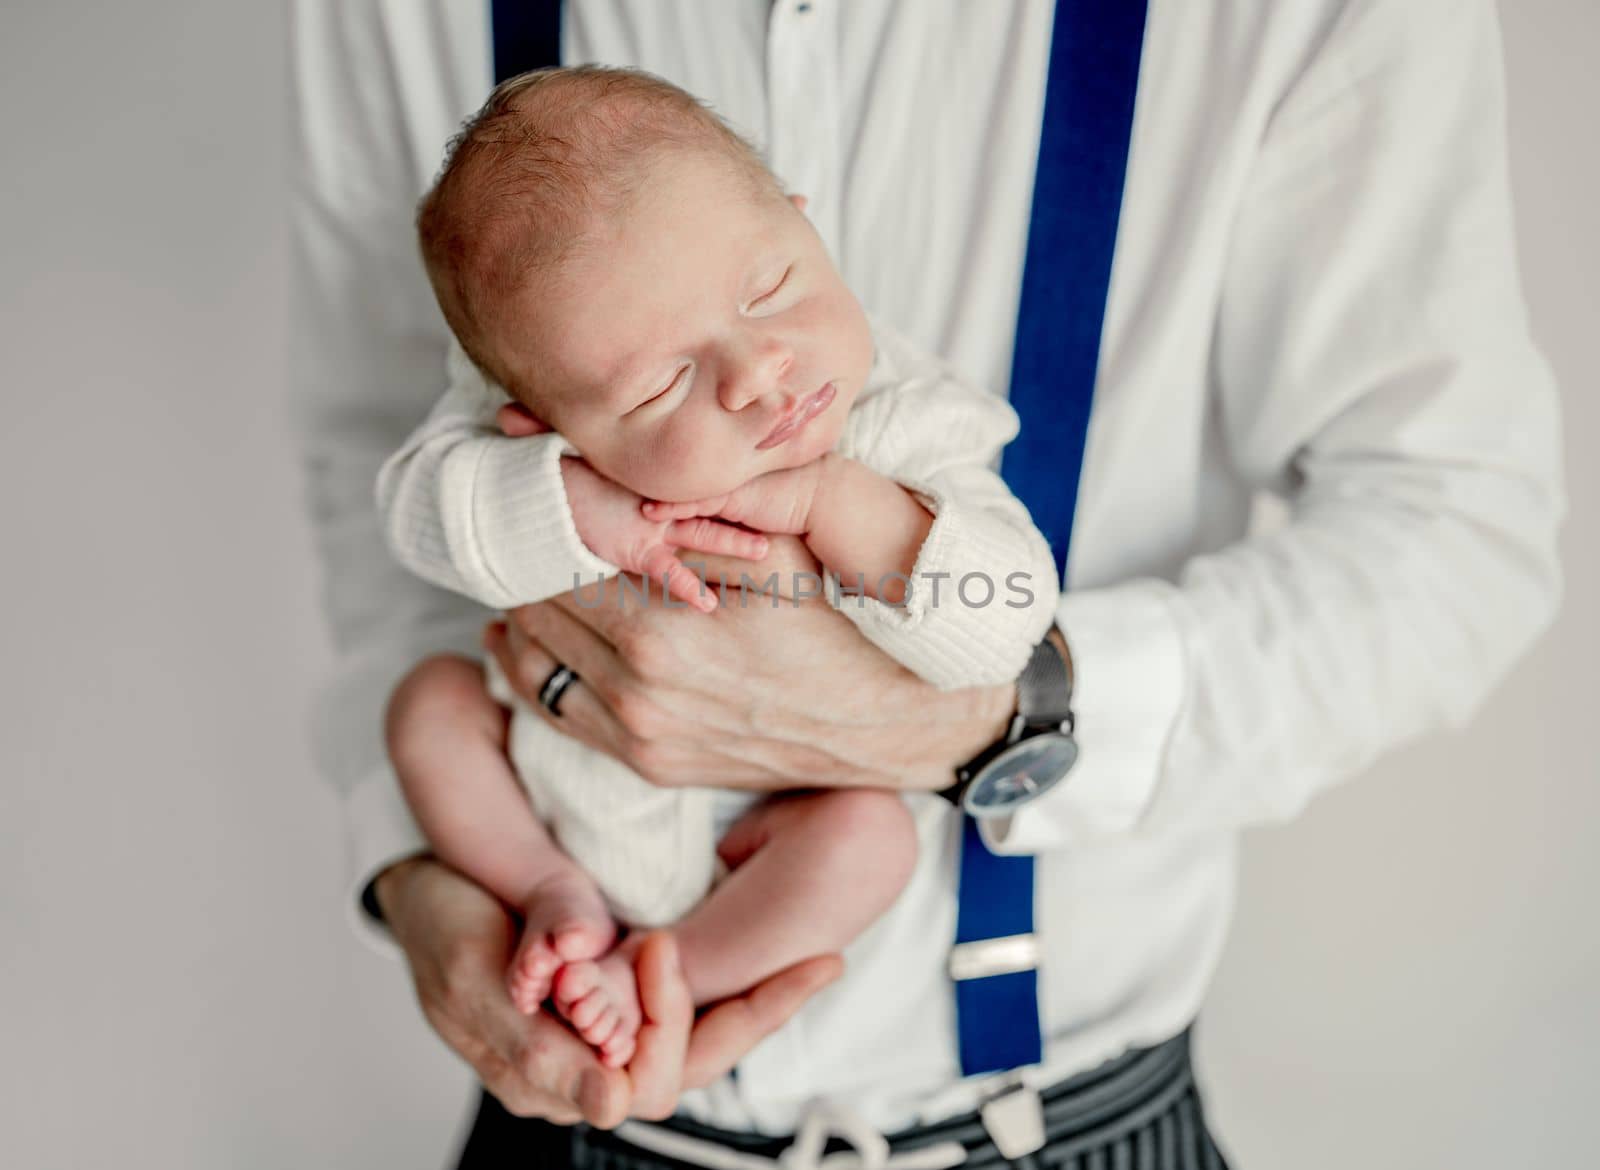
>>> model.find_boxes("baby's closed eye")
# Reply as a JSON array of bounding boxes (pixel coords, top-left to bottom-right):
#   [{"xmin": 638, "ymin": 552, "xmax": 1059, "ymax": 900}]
[{"xmin": 626, "ymin": 363, "xmax": 693, "ymax": 417}]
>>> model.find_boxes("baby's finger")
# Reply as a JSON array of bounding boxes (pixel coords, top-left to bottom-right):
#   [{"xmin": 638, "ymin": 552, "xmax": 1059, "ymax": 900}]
[
  {"xmin": 495, "ymin": 402, "xmax": 551, "ymax": 436},
  {"xmin": 666, "ymin": 518, "xmax": 768, "ymax": 562},
  {"xmin": 639, "ymin": 546, "xmax": 717, "ymax": 614},
  {"xmin": 641, "ymin": 497, "xmax": 715, "ymax": 522},
  {"xmin": 640, "ymin": 500, "xmax": 690, "ymax": 521}
]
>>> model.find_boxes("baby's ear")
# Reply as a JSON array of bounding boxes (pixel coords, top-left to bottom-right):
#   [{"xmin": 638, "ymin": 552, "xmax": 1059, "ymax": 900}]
[
  {"xmin": 788, "ymin": 193, "xmax": 809, "ymax": 214},
  {"xmin": 495, "ymin": 402, "xmax": 551, "ymax": 437}
]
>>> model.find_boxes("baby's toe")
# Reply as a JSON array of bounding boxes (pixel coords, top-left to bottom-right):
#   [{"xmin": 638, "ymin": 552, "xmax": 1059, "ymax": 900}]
[
  {"xmin": 509, "ymin": 940, "xmax": 561, "ymax": 1009},
  {"xmin": 506, "ymin": 964, "xmax": 539, "ymax": 1009},
  {"xmin": 566, "ymin": 988, "xmax": 608, "ymax": 1032},
  {"xmin": 601, "ymin": 1030, "xmax": 636, "ymax": 1069},
  {"xmin": 506, "ymin": 971, "xmax": 535, "ymax": 1014},
  {"xmin": 553, "ymin": 960, "xmax": 600, "ymax": 1010},
  {"xmin": 585, "ymin": 1007, "xmax": 620, "ymax": 1047}
]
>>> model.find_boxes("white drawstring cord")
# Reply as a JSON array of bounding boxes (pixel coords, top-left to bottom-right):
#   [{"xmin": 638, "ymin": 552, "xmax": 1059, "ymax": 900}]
[
  {"xmin": 778, "ymin": 1100, "xmax": 888, "ymax": 1169},
  {"xmin": 612, "ymin": 1099, "xmax": 968, "ymax": 1170}
]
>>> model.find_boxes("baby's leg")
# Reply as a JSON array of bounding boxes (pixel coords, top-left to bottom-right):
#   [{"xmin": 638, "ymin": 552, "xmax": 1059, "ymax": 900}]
[
  {"xmin": 680, "ymin": 788, "xmax": 919, "ymax": 1002},
  {"xmin": 553, "ymin": 788, "xmax": 918, "ymax": 1053},
  {"xmin": 386, "ymin": 656, "xmax": 617, "ymax": 1019}
]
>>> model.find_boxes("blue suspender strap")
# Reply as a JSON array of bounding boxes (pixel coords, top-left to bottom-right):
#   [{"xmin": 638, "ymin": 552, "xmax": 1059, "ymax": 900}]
[
  {"xmin": 492, "ymin": 0, "xmax": 562, "ymax": 82},
  {"xmin": 1001, "ymin": 0, "xmax": 1150, "ymax": 582},
  {"xmin": 956, "ymin": 0, "xmax": 1149, "ymax": 1077},
  {"xmin": 953, "ymin": 817, "xmax": 1043, "ymax": 1074}
]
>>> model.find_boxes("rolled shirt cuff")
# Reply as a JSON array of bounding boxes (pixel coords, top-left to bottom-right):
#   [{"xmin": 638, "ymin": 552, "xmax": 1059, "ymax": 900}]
[
  {"xmin": 344, "ymin": 767, "xmax": 431, "ymax": 957},
  {"xmin": 980, "ymin": 578, "xmax": 1186, "ymax": 854}
]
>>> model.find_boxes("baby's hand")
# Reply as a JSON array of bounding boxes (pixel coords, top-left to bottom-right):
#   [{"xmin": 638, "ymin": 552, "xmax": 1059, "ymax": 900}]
[
  {"xmin": 561, "ymin": 457, "xmax": 768, "ymax": 613},
  {"xmin": 641, "ymin": 460, "xmax": 827, "ymax": 538},
  {"xmin": 495, "ymin": 403, "xmax": 550, "ymax": 437}
]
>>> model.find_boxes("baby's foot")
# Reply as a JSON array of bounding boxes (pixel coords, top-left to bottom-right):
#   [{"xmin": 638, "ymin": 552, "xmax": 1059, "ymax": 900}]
[
  {"xmin": 552, "ymin": 937, "xmax": 644, "ymax": 1068},
  {"xmin": 507, "ymin": 871, "xmax": 617, "ymax": 1015}
]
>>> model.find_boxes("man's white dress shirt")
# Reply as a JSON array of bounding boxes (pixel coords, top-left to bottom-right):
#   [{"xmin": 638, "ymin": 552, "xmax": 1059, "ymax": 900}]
[{"xmin": 290, "ymin": 0, "xmax": 1564, "ymax": 1135}]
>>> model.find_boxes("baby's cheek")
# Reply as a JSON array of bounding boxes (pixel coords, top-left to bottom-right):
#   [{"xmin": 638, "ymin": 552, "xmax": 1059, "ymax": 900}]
[
  {"xmin": 634, "ymin": 423, "xmax": 752, "ymax": 502},
  {"xmin": 838, "ymin": 294, "xmax": 876, "ymax": 389}
]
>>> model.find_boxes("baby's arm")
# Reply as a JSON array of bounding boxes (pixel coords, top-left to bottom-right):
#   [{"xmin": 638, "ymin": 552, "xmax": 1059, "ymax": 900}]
[
  {"xmin": 801, "ymin": 455, "xmax": 936, "ymax": 606},
  {"xmin": 377, "ymin": 339, "xmax": 767, "ymax": 612},
  {"xmin": 830, "ymin": 354, "xmax": 1061, "ymax": 688}
]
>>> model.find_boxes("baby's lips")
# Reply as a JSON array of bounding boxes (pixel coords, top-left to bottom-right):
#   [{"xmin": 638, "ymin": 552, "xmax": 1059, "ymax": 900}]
[{"xmin": 756, "ymin": 381, "xmax": 836, "ymax": 450}]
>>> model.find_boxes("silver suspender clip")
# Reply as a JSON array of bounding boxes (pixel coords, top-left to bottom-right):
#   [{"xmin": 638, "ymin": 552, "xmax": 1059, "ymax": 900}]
[
  {"xmin": 978, "ymin": 1075, "xmax": 1047, "ymax": 1161},
  {"xmin": 945, "ymin": 932, "xmax": 1040, "ymax": 982}
]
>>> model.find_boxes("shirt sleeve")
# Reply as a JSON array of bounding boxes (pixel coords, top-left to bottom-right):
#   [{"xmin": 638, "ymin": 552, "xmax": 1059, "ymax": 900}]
[
  {"xmin": 289, "ymin": 0, "xmax": 483, "ymax": 948},
  {"xmin": 985, "ymin": 0, "xmax": 1565, "ymax": 853},
  {"xmin": 837, "ymin": 329, "xmax": 1061, "ymax": 690},
  {"xmin": 375, "ymin": 340, "xmax": 620, "ymax": 610}
]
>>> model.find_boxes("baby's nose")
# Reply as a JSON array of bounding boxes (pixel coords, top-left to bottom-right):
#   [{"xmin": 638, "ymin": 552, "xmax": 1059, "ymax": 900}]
[{"xmin": 720, "ymin": 340, "xmax": 795, "ymax": 411}]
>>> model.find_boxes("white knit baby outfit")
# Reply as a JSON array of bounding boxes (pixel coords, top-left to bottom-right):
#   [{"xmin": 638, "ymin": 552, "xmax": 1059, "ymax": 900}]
[{"xmin": 377, "ymin": 322, "xmax": 1058, "ymax": 925}]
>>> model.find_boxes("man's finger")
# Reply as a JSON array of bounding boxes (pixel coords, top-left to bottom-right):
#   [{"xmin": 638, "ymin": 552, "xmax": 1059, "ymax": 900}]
[
  {"xmin": 488, "ymin": 617, "xmax": 632, "ymax": 754},
  {"xmin": 513, "ymin": 599, "xmax": 635, "ymax": 690},
  {"xmin": 626, "ymin": 932, "xmax": 692, "ymax": 1121},
  {"xmin": 684, "ymin": 954, "xmax": 844, "ymax": 1090},
  {"xmin": 485, "ymin": 618, "xmax": 567, "ymax": 711},
  {"xmin": 483, "ymin": 619, "xmax": 541, "ymax": 693},
  {"xmin": 575, "ymin": 1064, "xmax": 632, "ymax": 1130}
]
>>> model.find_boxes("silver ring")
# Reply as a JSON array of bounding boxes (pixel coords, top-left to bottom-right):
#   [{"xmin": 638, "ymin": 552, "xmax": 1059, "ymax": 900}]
[{"xmin": 537, "ymin": 664, "xmax": 580, "ymax": 716}]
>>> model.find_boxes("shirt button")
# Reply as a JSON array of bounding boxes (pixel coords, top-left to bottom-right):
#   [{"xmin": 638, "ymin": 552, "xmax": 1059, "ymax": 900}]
[{"xmin": 796, "ymin": 1, "xmax": 811, "ymax": 11}]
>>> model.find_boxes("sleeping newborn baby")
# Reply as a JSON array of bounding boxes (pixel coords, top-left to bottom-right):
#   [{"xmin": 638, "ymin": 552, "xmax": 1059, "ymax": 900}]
[{"xmin": 378, "ymin": 66, "xmax": 1056, "ymax": 1068}]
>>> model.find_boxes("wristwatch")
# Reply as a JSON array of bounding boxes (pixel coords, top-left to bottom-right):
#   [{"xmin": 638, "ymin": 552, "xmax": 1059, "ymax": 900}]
[{"xmin": 941, "ymin": 627, "xmax": 1079, "ymax": 819}]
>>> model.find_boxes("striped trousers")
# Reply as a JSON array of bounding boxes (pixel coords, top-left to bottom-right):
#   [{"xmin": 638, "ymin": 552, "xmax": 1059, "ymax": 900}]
[{"xmin": 455, "ymin": 1027, "xmax": 1231, "ymax": 1169}]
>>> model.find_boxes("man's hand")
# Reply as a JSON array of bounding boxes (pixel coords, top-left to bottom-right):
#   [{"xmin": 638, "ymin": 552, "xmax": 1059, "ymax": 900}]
[
  {"xmin": 627, "ymin": 929, "xmax": 844, "ymax": 1120},
  {"xmin": 374, "ymin": 855, "xmax": 841, "ymax": 1127},
  {"xmin": 375, "ymin": 855, "xmax": 616, "ymax": 1124},
  {"xmin": 485, "ymin": 536, "xmax": 1016, "ymax": 793}
]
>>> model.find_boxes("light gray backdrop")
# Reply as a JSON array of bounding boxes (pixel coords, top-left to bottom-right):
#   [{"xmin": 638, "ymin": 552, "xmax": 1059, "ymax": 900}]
[{"xmin": 1, "ymin": 3, "xmax": 1593, "ymax": 1168}]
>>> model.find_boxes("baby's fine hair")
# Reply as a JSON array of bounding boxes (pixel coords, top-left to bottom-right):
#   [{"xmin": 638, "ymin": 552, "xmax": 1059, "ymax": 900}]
[{"xmin": 417, "ymin": 66, "xmax": 782, "ymax": 393}]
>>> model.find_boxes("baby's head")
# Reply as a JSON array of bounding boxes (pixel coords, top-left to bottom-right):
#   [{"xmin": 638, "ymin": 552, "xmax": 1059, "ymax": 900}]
[{"xmin": 418, "ymin": 66, "xmax": 873, "ymax": 502}]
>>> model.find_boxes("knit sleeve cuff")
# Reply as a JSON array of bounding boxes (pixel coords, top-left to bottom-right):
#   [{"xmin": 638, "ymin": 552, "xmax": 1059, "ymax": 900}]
[
  {"xmin": 836, "ymin": 479, "xmax": 1057, "ymax": 690},
  {"xmin": 467, "ymin": 433, "xmax": 619, "ymax": 605}
]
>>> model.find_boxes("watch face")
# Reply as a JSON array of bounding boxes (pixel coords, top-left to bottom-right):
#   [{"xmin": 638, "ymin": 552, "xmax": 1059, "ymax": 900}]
[{"xmin": 966, "ymin": 733, "xmax": 1078, "ymax": 818}]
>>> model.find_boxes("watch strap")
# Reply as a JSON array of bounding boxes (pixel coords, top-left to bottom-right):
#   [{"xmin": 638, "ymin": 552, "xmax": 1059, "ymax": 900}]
[
  {"xmin": 1017, "ymin": 629, "xmax": 1073, "ymax": 727},
  {"xmin": 942, "ymin": 628, "xmax": 1074, "ymax": 808}
]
